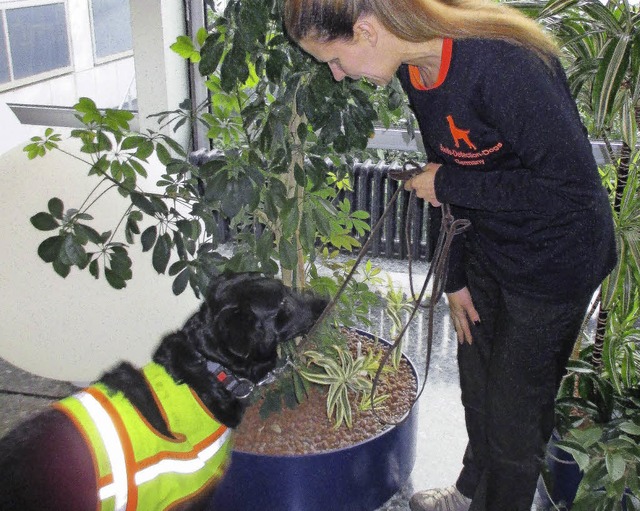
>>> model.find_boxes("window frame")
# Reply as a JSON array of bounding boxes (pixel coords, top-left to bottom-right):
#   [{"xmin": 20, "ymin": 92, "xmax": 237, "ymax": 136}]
[
  {"xmin": 0, "ymin": 0, "xmax": 73, "ymax": 92},
  {"xmin": 87, "ymin": 0, "xmax": 133, "ymax": 66}
]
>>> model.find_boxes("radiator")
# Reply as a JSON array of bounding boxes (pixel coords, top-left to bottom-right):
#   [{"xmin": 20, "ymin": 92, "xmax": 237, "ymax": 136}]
[
  {"xmin": 341, "ymin": 160, "xmax": 429, "ymax": 260},
  {"xmin": 189, "ymin": 151, "xmax": 430, "ymax": 260}
]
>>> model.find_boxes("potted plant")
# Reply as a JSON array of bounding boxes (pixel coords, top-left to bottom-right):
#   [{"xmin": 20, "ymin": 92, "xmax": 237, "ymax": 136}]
[
  {"xmin": 515, "ymin": 0, "xmax": 640, "ymax": 507},
  {"xmin": 25, "ymin": 0, "xmax": 420, "ymax": 509}
]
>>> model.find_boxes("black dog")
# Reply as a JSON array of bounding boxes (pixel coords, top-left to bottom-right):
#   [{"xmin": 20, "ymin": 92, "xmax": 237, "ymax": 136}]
[{"xmin": 0, "ymin": 273, "xmax": 326, "ymax": 511}]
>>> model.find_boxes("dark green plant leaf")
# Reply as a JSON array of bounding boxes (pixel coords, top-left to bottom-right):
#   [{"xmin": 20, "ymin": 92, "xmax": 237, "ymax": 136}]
[
  {"xmin": 279, "ymin": 238, "xmax": 297, "ymax": 270},
  {"xmin": 259, "ymin": 388, "xmax": 283, "ymax": 419},
  {"xmin": 172, "ymin": 268, "xmax": 190, "ymax": 295},
  {"xmin": 31, "ymin": 212, "xmax": 59, "ymax": 231},
  {"xmin": 89, "ymin": 259, "xmax": 99, "ymax": 279},
  {"xmin": 63, "ymin": 236, "xmax": 87, "ymax": 266},
  {"xmin": 220, "ymin": 39, "xmax": 249, "ymax": 92},
  {"xmin": 47, "ymin": 198, "xmax": 64, "ymax": 219},
  {"xmin": 199, "ymin": 34, "xmax": 225, "ymax": 76},
  {"xmin": 121, "ymin": 135, "xmax": 147, "ymax": 151},
  {"xmin": 605, "ymin": 452, "xmax": 626, "ymax": 482},
  {"xmin": 135, "ymin": 140, "xmax": 154, "ymax": 160},
  {"xmin": 74, "ymin": 224, "xmax": 102, "ymax": 245},
  {"xmin": 130, "ymin": 192, "xmax": 157, "ymax": 216},
  {"xmin": 149, "ymin": 196, "xmax": 169, "ymax": 215},
  {"xmin": 155, "ymin": 143, "xmax": 172, "ymax": 166},
  {"xmin": 266, "ymin": 49, "xmax": 287, "ymax": 82},
  {"xmin": 152, "ymin": 233, "xmax": 172, "ymax": 274},
  {"xmin": 105, "ymin": 267, "xmax": 127, "ymax": 289},
  {"xmin": 141, "ymin": 226, "xmax": 157, "ymax": 252},
  {"xmin": 168, "ymin": 260, "xmax": 188, "ymax": 276},
  {"xmin": 52, "ymin": 259, "xmax": 71, "ymax": 278},
  {"xmin": 37, "ymin": 235, "xmax": 63, "ymax": 263},
  {"xmin": 109, "ymin": 246, "xmax": 132, "ymax": 276}
]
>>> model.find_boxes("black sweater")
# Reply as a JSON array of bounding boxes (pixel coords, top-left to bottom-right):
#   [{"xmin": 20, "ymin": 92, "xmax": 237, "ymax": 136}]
[{"xmin": 397, "ymin": 38, "xmax": 616, "ymax": 300}]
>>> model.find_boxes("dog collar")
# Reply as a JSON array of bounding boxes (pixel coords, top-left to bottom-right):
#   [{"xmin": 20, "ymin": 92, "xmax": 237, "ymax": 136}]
[{"xmin": 206, "ymin": 361, "xmax": 255, "ymax": 400}]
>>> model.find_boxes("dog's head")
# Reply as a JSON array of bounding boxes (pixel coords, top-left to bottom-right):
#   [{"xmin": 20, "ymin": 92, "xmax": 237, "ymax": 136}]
[{"xmin": 194, "ymin": 273, "xmax": 327, "ymax": 382}]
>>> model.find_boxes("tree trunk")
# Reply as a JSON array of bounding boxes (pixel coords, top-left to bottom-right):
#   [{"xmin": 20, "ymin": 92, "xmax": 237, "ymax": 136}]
[{"xmin": 284, "ymin": 86, "xmax": 306, "ymax": 290}]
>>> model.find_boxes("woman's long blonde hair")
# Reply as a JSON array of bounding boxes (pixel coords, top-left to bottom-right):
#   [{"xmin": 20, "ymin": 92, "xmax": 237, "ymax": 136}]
[{"xmin": 283, "ymin": 0, "xmax": 559, "ymax": 65}]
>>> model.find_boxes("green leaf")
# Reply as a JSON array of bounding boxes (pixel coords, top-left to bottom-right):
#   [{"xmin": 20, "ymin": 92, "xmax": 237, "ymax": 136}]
[
  {"xmin": 172, "ymin": 268, "xmax": 190, "ymax": 295},
  {"xmin": 109, "ymin": 247, "xmax": 132, "ymax": 276},
  {"xmin": 75, "ymin": 224, "xmax": 103, "ymax": 245},
  {"xmin": 152, "ymin": 233, "xmax": 171, "ymax": 274},
  {"xmin": 105, "ymin": 268, "xmax": 127, "ymax": 289},
  {"xmin": 135, "ymin": 140, "xmax": 154, "ymax": 160},
  {"xmin": 555, "ymin": 440, "xmax": 591, "ymax": 471},
  {"xmin": 52, "ymin": 259, "xmax": 70, "ymax": 278},
  {"xmin": 592, "ymin": 36, "xmax": 629, "ymax": 132},
  {"xmin": 47, "ymin": 198, "xmax": 64, "ymax": 219},
  {"xmin": 63, "ymin": 236, "xmax": 87, "ymax": 266},
  {"xmin": 121, "ymin": 135, "xmax": 146, "ymax": 151},
  {"xmin": 130, "ymin": 192, "xmax": 157, "ymax": 216},
  {"xmin": 141, "ymin": 226, "xmax": 157, "ymax": 252},
  {"xmin": 170, "ymin": 35, "xmax": 200, "ymax": 63},
  {"xmin": 155, "ymin": 143, "xmax": 172, "ymax": 166},
  {"xmin": 89, "ymin": 259, "xmax": 99, "ymax": 279},
  {"xmin": 30, "ymin": 212, "xmax": 59, "ymax": 231},
  {"xmin": 279, "ymin": 238, "xmax": 297, "ymax": 270},
  {"xmin": 37, "ymin": 236, "xmax": 63, "ymax": 263},
  {"xmin": 619, "ymin": 422, "xmax": 640, "ymax": 436},
  {"xmin": 168, "ymin": 260, "xmax": 188, "ymax": 276},
  {"xmin": 199, "ymin": 34, "xmax": 225, "ymax": 76},
  {"xmin": 605, "ymin": 452, "xmax": 626, "ymax": 482},
  {"xmin": 220, "ymin": 40, "xmax": 249, "ymax": 92}
]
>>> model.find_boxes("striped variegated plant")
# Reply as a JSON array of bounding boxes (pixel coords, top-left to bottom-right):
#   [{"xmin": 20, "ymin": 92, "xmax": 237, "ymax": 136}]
[{"xmin": 299, "ymin": 344, "xmax": 389, "ymax": 429}]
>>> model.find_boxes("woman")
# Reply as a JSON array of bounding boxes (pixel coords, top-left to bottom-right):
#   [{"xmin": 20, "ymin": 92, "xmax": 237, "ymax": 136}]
[{"xmin": 283, "ymin": 1, "xmax": 617, "ymax": 510}]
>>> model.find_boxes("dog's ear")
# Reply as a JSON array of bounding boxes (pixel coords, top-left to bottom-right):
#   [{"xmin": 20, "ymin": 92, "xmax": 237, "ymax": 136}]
[{"xmin": 211, "ymin": 304, "xmax": 254, "ymax": 359}]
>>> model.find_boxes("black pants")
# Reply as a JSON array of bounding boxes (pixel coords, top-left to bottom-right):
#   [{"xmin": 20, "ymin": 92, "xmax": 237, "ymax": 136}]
[{"xmin": 455, "ymin": 251, "xmax": 594, "ymax": 511}]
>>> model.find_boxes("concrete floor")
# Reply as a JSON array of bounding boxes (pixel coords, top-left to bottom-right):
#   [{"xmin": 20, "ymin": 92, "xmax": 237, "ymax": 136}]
[{"xmin": 0, "ymin": 258, "xmax": 548, "ymax": 510}]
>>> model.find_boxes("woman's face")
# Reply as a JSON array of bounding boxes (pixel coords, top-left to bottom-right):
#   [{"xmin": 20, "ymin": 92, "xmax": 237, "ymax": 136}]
[{"xmin": 299, "ymin": 31, "xmax": 398, "ymax": 86}]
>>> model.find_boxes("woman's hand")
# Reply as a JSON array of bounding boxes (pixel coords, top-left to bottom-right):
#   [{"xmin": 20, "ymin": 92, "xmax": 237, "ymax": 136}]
[
  {"xmin": 446, "ymin": 287, "xmax": 480, "ymax": 345},
  {"xmin": 404, "ymin": 163, "xmax": 442, "ymax": 206}
]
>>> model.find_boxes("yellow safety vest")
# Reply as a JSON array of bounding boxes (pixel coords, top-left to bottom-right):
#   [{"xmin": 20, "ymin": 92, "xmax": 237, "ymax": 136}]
[{"xmin": 54, "ymin": 362, "xmax": 232, "ymax": 511}]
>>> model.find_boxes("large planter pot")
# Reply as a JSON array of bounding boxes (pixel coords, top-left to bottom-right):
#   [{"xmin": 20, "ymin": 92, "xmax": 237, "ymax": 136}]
[
  {"xmin": 208, "ymin": 329, "xmax": 419, "ymax": 511},
  {"xmin": 536, "ymin": 430, "xmax": 582, "ymax": 509}
]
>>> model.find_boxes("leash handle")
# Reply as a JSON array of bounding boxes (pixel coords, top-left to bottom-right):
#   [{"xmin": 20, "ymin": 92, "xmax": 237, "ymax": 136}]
[{"xmin": 387, "ymin": 160, "xmax": 424, "ymax": 181}]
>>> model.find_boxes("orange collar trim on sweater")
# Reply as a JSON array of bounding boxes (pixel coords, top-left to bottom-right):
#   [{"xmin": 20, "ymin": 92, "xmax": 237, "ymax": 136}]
[{"xmin": 408, "ymin": 38, "xmax": 452, "ymax": 91}]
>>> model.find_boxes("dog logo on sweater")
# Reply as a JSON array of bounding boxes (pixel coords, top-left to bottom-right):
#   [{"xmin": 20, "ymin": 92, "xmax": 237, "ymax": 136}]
[{"xmin": 446, "ymin": 115, "xmax": 476, "ymax": 150}]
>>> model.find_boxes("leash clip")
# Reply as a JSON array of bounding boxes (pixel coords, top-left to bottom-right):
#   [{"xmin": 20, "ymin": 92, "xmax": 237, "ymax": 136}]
[{"xmin": 256, "ymin": 358, "xmax": 294, "ymax": 387}]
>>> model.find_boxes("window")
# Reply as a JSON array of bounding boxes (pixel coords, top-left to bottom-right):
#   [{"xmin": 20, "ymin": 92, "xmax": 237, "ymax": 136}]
[
  {"xmin": 0, "ymin": 19, "xmax": 9, "ymax": 84},
  {"xmin": 4, "ymin": 3, "xmax": 71, "ymax": 80},
  {"xmin": 90, "ymin": 0, "xmax": 133, "ymax": 61}
]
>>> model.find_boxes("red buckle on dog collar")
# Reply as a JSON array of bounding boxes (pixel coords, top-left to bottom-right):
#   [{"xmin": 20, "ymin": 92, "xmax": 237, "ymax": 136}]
[{"xmin": 206, "ymin": 361, "xmax": 254, "ymax": 399}]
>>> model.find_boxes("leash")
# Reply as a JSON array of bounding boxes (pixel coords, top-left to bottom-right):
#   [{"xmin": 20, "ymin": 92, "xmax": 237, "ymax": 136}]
[
  {"xmin": 303, "ymin": 160, "xmax": 471, "ymax": 425},
  {"xmin": 370, "ymin": 191, "xmax": 470, "ymax": 426}
]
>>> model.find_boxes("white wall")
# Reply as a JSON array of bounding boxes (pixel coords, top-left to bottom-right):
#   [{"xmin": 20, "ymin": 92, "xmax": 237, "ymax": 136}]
[
  {"xmin": 0, "ymin": 139, "xmax": 199, "ymax": 382},
  {"xmin": 0, "ymin": 0, "xmax": 193, "ymax": 382}
]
